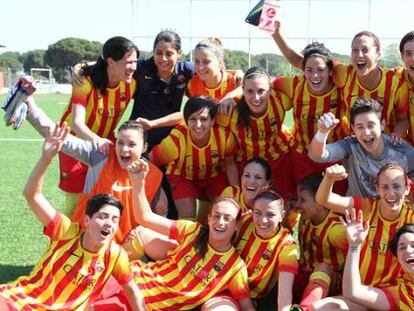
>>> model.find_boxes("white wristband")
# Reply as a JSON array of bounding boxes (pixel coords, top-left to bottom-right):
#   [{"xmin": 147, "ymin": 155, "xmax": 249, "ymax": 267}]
[{"xmin": 314, "ymin": 130, "xmax": 329, "ymax": 143}]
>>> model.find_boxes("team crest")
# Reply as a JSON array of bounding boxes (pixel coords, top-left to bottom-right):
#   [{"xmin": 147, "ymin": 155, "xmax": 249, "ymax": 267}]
[
  {"xmin": 214, "ymin": 260, "xmax": 225, "ymax": 272},
  {"xmin": 120, "ymin": 92, "xmax": 126, "ymax": 102},
  {"xmin": 329, "ymin": 100, "xmax": 338, "ymax": 109},
  {"xmin": 211, "ymin": 151, "xmax": 220, "ymax": 158},
  {"xmin": 269, "ymin": 118, "xmax": 277, "ymax": 126},
  {"xmin": 262, "ymin": 249, "xmax": 272, "ymax": 260}
]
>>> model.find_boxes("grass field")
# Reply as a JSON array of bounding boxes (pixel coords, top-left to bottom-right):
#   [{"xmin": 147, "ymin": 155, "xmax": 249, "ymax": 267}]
[{"xmin": 0, "ymin": 93, "xmax": 293, "ymax": 284}]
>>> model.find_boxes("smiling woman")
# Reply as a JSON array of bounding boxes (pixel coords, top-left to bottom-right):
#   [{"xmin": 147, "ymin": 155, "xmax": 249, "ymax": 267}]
[{"xmin": 58, "ymin": 36, "xmax": 139, "ymax": 215}]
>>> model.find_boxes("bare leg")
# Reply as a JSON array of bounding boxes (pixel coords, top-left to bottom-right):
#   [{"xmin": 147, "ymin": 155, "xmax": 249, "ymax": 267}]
[
  {"xmin": 201, "ymin": 297, "xmax": 239, "ymax": 311},
  {"xmin": 312, "ymin": 296, "xmax": 368, "ymax": 311}
]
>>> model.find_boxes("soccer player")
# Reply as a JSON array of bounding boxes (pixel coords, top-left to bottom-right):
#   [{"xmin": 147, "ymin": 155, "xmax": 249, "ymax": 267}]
[
  {"xmin": 221, "ymin": 157, "xmax": 272, "ymax": 213},
  {"xmin": 392, "ymin": 31, "xmax": 414, "ymax": 145},
  {"xmin": 0, "ymin": 124, "xmax": 144, "ymax": 311},
  {"xmin": 110, "ymin": 159, "xmax": 255, "ymax": 310},
  {"xmin": 272, "ymin": 42, "xmax": 348, "ymax": 187},
  {"xmin": 315, "ymin": 162, "xmax": 414, "ymax": 292},
  {"xmin": 187, "ymin": 37, "xmax": 241, "ymax": 100},
  {"xmin": 313, "ymin": 209, "xmax": 414, "ymax": 310},
  {"xmin": 150, "ymin": 96, "xmax": 239, "ymax": 220},
  {"xmin": 309, "ymin": 97, "xmax": 414, "ymax": 197},
  {"xmin": 272, "ymin": 24, "xmax": 408, "ymax": 137},
  {"xmin": 23, "ymin": 97, "xmax": 164, "ymax": 243},
  {"xmin": 216, "ymin": 66, "xmax": 295, "ymax": 199},
  {"xmin": 293, "ymin": 174, "xmax": 348, "ymax": 310},
  {"xmin": 234, "ymin": 190, "xmax": 298, "ymax": 310},
  {"xmin": 60, "ymin": 36, "xmax": 138, "ymax": 214},
  {"xmin": 130, "ymin": 30, "xmax": 194, "ymax": 151}
]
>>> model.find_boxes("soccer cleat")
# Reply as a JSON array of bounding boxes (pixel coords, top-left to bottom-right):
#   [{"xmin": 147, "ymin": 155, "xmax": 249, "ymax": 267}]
[{"xmin": 2, "ymin": 76, "xmax": 36, "ymax": 129}]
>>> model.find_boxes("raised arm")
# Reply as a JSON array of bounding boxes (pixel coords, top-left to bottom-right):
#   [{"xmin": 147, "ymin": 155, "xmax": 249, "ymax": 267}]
[
  {"xmin": 315, "ymin": 164, "xmax": 353, "ymax": 214},
  {"xmin": 129, "ymin": 160, "xmax": 173, "ymax": 236},
  {"xmin": 341, "ymin": 209, "xmax": 390, "ymax": 310},
  {"xmin": 271, "ymin": 21, "xmax": 304, "ymax": 70},
  {"xmin": 23, "ymin": 123, "xmax": 69, "ymax": 227},
  {"xmin": 308, "ymin": 112, "xmax": 339, "ymax": 161}
]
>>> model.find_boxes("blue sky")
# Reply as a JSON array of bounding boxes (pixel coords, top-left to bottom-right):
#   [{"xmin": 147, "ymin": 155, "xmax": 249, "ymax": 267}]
[{"xmin": 3, "ymin": 0, "xmax": 414, "ymax": 56}]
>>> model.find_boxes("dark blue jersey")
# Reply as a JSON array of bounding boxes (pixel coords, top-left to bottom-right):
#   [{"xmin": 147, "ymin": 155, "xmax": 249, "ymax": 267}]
[{"xmin": 131, "ymin": 58, "xmax": 194, "ymax": 150}]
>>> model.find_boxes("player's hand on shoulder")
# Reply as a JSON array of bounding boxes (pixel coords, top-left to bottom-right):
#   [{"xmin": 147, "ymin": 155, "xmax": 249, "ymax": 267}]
[{"xmin": 318, "ymin": 112, "xmax": 339, "ymax": 133}]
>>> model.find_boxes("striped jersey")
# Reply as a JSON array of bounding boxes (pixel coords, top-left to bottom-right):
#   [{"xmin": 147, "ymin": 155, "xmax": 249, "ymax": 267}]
[
  {"xmin": 334, "ymin": 63, "xmax": 408, "ymax": 135},
  {"xmin": 0, "ymin": 213, "xmax": 131, "ymax": 310},
  {"xmin": 221, "ymin": 185, "xmax": 249, "ymax": 213},
  {"xmin": 383, "ymin": 274, "xmax": 414, "ymax": 311},
  {"xmin": 151, "ymin": 123, "xmax": 237, "ymax": 180},
  {"xmin": 391, "ymin": 67, "xmax": 414, "ymax": 144},
  {"xmin": 354, "ymin": 197, "xmax": 414, "ymax": 286},
  {"xmin": 273, "ymin": 75, "xmax": 346, "ymax": 152},
  {"xmin": 235, "ymin": 214, "xmax": 298, "ymax": 298},
  {"xmin": 61, "ymin": 77, "xmax": 136, "ymax": 140},
  {"xmin": 298, "ymin": 211, "xmax": 348, "ymax": 273},
  {"xmin": 216, "ymin": 89, "xmax": 292, "ymax": 163},
  {"xmin": 131, "ymin": 220, "xmax": 250, "ymax": 310}
]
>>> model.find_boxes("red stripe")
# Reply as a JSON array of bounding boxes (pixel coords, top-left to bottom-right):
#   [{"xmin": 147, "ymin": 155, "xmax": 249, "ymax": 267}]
[
  {"xmin": 294, "ymin": 81, "xmax": 305, "ymax": 149},
  {"xmin": 168, "ymin": 252, "xmax": 241, "ymax": 309},
  {"xmin": 379, "ymin": 221, "xmax": 399, "ymax": 285},
  {"xmin": 363, "ymin": 203, "xmax": 383, "ymax": 285},
  {"xmin": 307, "ymin": 94, "xmax": 317, "ymax": 144},
  {"xmin": 204, "ymin": 144, "xmax": 212, "ymax": 179},
  {"xmin": 107, "ymin": 88, "xmax": 122, "ymax": 139},
  {"xmin": 240, "ymin": 227, "xmax": 256, "ymax": 260},
  {"xmin": 250, "ymin": 119, "xmax": 260, "ymax": 160},
  {"xmin": 85, "ymin": 89, "xmax": 99, "ymax": 131},
  {"xmin": 96, "ymin": 90, "xmax": 110, "ymax": 137}
]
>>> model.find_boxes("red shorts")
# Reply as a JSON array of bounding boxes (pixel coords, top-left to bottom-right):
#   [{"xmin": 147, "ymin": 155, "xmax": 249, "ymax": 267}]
[
  {"xmin": 269, "ymin": 152, "xmax": 296, "ymax": 200},
  {"xmin": 59, "ymin": 152, "xmax": 88, "ymax": 193},
  {"xmin": 291, "ymin": 150, "xmax": 347, "ymax": 196},
  {"xmin": 167, "ymin": 172, "xmax": 229, "ymax": 201}
]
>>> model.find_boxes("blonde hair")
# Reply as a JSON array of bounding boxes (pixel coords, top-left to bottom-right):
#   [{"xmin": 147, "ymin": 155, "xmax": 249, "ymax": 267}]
[{"xmin": 195, "ymin": 37, "xmax": 225, "ymax": 69}]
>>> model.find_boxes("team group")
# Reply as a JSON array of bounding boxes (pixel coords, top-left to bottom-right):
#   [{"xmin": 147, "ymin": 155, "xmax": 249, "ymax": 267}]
[{"xmin": 1, "ymin": 20, "xmax": 414, "ymax": 311}]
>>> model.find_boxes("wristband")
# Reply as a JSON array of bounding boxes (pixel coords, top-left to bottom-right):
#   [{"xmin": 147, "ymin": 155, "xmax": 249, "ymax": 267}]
[{"xmin": 314, "ymin": 130, "xmax": 329, "ymax": 143}]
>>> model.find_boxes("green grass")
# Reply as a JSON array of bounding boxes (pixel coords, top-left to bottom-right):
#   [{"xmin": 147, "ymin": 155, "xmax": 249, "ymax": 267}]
[
  {"xmin": 0, "ymin": 93, "xmax": 135, "ymax": 283},
  {"xmin": 0, "ymin": 93, "xmax": 293, "ymax": 284}
]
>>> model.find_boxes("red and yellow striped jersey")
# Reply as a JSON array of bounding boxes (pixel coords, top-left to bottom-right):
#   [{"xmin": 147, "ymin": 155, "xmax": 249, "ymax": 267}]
[
  {"xmin": 0, "ymin": 213, "xmax": 131, "ymax": 310},
  {"xmin": 187, "ymin": 70, "xmax": 237, "ymax": 100},
  {"xmin": 391, "ymin": 67, "xmax": 414, "ymax": 144},
  {"xmin": 353, "ymin": 197, "xmax": 414, "ymax": 286},
  {"xmin": 383, "ymin": 274, "xmax": 414, "ymax": 311},
  {"xmin": 273, "ymin": 75, "xmax": 346, "ymax": 152},
  {"xmin": 151, "ymin": 123, "xmax": 237, "ymax": 180},
  {"xmin": 235, "ymin": 214, "xmax": 298, "ymax": 298},
  {"xmin": 298, "ymin": 211, "xmax": 348, "ymax": 273},
  {"xmin": 61, "ymin": 77, "xmax": 136, "ymax": 140},
  {"xmin": 131, "ymin": 220, "xmax": 250, "ymax": 310},
  {"xmin": 221, "ymin": 185, "xmax": 249, "ymax": 213},
  {"xmin": 216, "ymin": 90, "xmax": 291, "ymax": 163},
  {"xmin": 334, "ymin": 63, "xmax": 408, "ymax": 134}
]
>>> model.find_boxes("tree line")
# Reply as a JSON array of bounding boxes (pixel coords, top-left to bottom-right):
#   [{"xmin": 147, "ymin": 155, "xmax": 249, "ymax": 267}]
[{"xmin": 0, "ymin": 37, "xmax": 404, "ymax": 84}]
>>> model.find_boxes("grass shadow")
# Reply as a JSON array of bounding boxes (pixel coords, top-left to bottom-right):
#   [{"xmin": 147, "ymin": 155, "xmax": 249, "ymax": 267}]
[{"xmin": 0, "ymin": 265, "xmax": 34, "ymax": 284}]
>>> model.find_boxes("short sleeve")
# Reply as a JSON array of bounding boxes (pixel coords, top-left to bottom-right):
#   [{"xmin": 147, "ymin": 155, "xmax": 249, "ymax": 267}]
[
  {"xmin": 328, "ymin": 223, "xmax": 349, "ymax": 252},
  {"xmin": 278, "ymin": 241, "xmax": 299, "ymax": 274},
  {"xmin": 112, "ymin": 247, "xmax": 133, "ymax": 285},
  {"xmin": 151, "ymin": 130, "xmax": 181, "ymax": 166},
  {"xmin": 70, "ymin": 77, "xmax": 93, "ymax": 107},
  {"xmin": 228, "ymin": 264, "xmax": 251, "ymax": 300},
  {"xmin": 224, "ymin": 131, "xmax": 238, "ymax": 158},
  {"xmin": 44, "ymin": 212, "xmax": 75, "ymax": 241}
]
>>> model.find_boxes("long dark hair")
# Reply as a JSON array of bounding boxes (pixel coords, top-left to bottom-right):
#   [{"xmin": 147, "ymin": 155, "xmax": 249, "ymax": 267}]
[
  {"xmin": 194, "ymin": 197, "xmax": 241, "ymax": 258},
  {"xmin": 237, "ymin": 66, "xmax": 270, "ymax": 128},
  {"xmin": 82, "ymin": 36, "xmax": 139, "ymax": 95}
]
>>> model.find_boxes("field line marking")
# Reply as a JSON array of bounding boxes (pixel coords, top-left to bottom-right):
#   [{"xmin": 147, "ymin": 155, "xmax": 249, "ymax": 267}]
[{"xmin": 0, "ymin": 138, "xmax": 43, "ymax": 142}]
